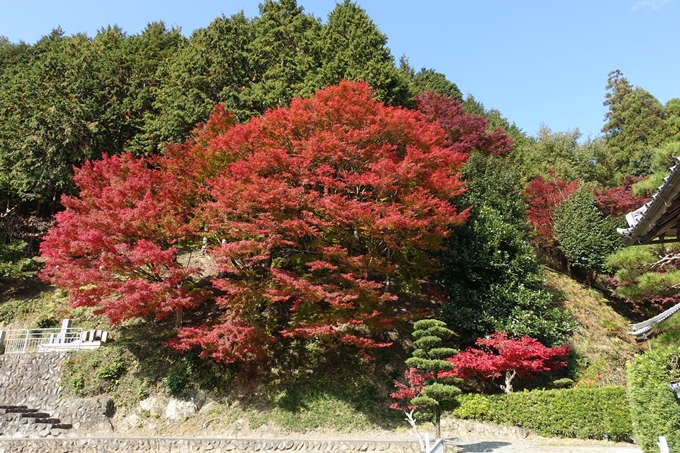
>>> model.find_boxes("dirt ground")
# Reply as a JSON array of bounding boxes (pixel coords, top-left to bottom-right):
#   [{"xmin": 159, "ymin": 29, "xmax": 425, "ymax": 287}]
[{"xmin": 109, "ymin": 416, "xmax": 643, "ymax": 453}]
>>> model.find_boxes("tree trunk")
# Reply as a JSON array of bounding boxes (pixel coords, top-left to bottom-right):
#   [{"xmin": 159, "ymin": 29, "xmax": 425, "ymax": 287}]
[
  {"xmin": 435, "ymin": 408, "xmax": 441, "ymax": 439},
  {"xmin": 502, "ymin": 369, "xmax": 516, "ymax": 393}
]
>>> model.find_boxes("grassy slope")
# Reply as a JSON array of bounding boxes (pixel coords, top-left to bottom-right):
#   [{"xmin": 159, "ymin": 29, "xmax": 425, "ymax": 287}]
[
  {"xmin": 0, "ymin": 279, "xmax": 408, "ymax": 433},
  {"xmin": 543, "ymin": 269, "xmax": 642, "ymax": 386},
  {"xmin": 0, "ymin": 269, "xmax": 644, "ymax": 435}
]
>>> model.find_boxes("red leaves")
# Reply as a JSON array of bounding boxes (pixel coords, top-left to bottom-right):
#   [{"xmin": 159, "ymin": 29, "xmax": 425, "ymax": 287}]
[
  {"xmin": 445, "ymin": 333, "xmax": 570, "ymax": 392},
  {"xmin": 415, "ymin": 92, "xmax": 514, "ymax": 156},
  {"xmin": 390, "ymin": 367, "xmax": 426, "ymax": 411},
  {"xmin": 193, "ymin": 81, "xmax": 468, "ymax": 356},
  {"xmin": 523, "ymin": 173, "xmax": 579, "ymax": 248},
  {"xmin": 41, "ymin": 81, "xmax": 472, "ymax": 363},
  {"xmin": 166, "ymin": 323, "xmax": 266, "ymax": 364},
  {"xmin": 595, "ymin": 176, "xmax": 649, "ymax": 218},
  {"xmin": 40, "ymin": 153, "xmax": 208, "ymax": 324}
]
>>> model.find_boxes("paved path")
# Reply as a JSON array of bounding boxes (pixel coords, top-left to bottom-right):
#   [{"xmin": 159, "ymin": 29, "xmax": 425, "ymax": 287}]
[{"xmin": 450, "ymin": 437, "xmax": 642, "ymax": 453}]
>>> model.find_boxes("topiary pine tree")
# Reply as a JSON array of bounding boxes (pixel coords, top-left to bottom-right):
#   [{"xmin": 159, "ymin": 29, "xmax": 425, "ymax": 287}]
[{"xmin": 405, "ymin": 319, "xmax": 462, "ymax": 439}]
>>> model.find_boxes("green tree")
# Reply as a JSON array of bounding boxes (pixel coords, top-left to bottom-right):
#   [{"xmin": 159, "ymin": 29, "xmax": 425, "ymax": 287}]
[
  {"xmin": 631, "ymin": 141, "xmax": 680, "ymax": 197},
  {"xmin": 398, "ymin": 56, "xmax": 462, "ymax": 101},
  {"xmin": 664, "ymin": 98, "xmax": 680, "ymax": 141},
  {"xmin": 439, "ymin": 205, "xmax": 573, "ymax": 346},
  {"xmin": 147, "ymin": 0, "xmax": 324, "ymax": 147},
  {"xmin": 603, "ymin": 69, "xmax": 669, "ymax": 176},
  {"xmin": 112, "ymin": 22, "xmax": 185, "ymax": 155},
  {"xmin": 438, "ymin": 153, "xmax": 574, "ymax": 346},
  {"xmin": 607, "ymin": 243, "xmax": 680, "ymax": 315},
  {"xmin": 513, "ymin": 125, "xmax": 582, "ymax": 184},
  {"xmin": 511, "ymin": 126, "xmax": 616, "ymax": 187},
  {"xmin": 0, "ymin": 29, "xmax": 102, "ymax": 205},
  {"xmin": 405, "ymin": 319, "xmax": 461, "ymax": 439},
  {"xmin": 242, "ymin": 0, "xmax": 323, "ymax": 110},
  {"xmin": 0, "ymin": 240, "xmax": 37, "ymax": 290},
  {"xmin": 314, "ymin": 0, "xmax": 410, "ymax": 106},
  {"xmin": 553, "ymin": 189, "xmax": 622, "ymax": 280},
  {"xmin": 144, "ymin": 12, "xmax": 254, "ymax": 147}
]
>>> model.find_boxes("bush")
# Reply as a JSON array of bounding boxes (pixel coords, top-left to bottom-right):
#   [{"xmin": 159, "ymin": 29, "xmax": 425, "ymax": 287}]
[
  {"xmin": 451, "ymin": 387, "xmax": 632, "ymax": 441},
  {"xmin": 627, "ymin": 346, "xmax": 680, "ymax": 452},
  {"xmin": 0, "ymin": 240, "xmax": 37, "ymax": 283},
  {"xmin": 162, "ymin": 369, "xmax": 190, "ymax": 397}
]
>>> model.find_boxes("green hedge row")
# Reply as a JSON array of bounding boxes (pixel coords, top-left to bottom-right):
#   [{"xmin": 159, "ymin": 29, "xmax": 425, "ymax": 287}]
[
  {"xmin": 451, "ymin": 386, "xmax": 632, "ymax": 441},
  {"xmin": 627, "ymin": 346, "xmax": 680, "ymax": 453}
]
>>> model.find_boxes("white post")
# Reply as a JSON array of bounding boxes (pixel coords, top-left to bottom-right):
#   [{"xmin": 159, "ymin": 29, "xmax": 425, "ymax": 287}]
[
  {"xmin": 658, "ymin": 436, "xmax": 670, "ymax": 453},
  {"xmin": 21, "ymin": 329, "xmax": 28, "ymax": 353},
  {"xmin": 58, "ymin": 319, "xmax": 71, "ymax": 343}
]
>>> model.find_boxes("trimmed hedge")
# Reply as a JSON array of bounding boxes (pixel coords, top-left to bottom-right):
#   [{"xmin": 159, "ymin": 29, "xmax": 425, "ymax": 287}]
[
  {"xmin": 627, "ymin": 346, "xmax": 680, "ymax": 453},
  {"xmin": 451, "ymin": 386, "xmax": 632, "ymax": 441}
]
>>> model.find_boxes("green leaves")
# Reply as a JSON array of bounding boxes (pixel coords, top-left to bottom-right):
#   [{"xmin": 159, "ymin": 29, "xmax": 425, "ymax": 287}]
[
  {"xmin": 627, "ymin": 346, "xmax": 680, "ymax": 451},
  {"xmin": 603, "ymin": 69, "xmax": 671, "ymax": 177},
  {"xmin": 316, "ymin": 0, "xmax": 409, "ymax": 106},
  {"xmin": 399, "ymin": 319, "xmax": 460, "ymax": 437},
  {"xmin": 439, "ymin": 201, "xmax": 573, "ymax": 346},
  {"xmin": 453, "ymin": 387, "xmax": 632, "ymax": 441},
  {"xmin": 0, "ymin": 23, "xmax": 184, "ymax": 202},
  {"xmin": 0, "ymin": 240, "xmax": 37, "ymax": 286},
  {"xmin": 553, "ymin": 189, "xmax": 622, "ymax": 276}
]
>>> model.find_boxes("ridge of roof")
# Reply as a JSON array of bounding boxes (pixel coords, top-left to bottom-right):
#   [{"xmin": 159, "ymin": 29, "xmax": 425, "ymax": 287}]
[{"xmin": 618, "ymin": 156, "xmax": 680, "ymax": 245}]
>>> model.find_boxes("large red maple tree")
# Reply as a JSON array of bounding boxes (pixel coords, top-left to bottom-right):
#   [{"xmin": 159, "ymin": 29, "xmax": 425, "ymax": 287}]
[{"xmin": 41, "ymin": 81, "xmax": 470, "ymax": 363}]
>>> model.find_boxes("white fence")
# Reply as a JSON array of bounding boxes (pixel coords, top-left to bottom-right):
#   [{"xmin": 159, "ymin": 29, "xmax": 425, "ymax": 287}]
[
  {"xmin": 2, "ymin": 326, "xmax": 84, "ymax": 354},
  {"xmin": 0, "ymin": 319, "xmax": 107, "ymax": 354}
]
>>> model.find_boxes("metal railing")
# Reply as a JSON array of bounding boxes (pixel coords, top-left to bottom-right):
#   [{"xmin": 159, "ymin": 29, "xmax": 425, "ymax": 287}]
[{"xmin": 3, "ymin": 327, "xmax": 84, "ymax": 354}]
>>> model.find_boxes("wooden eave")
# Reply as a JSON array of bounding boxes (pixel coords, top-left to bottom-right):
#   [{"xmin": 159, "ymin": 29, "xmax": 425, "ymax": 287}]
[{"xmin": 619, "ymin": 157, "xmax": 680, "ymax": 246}]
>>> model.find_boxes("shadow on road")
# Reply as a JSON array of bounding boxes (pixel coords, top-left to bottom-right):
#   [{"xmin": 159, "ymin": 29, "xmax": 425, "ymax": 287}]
[{"xmin": 454, "ymin": 441, "xmax": 512, "ymax": 452}]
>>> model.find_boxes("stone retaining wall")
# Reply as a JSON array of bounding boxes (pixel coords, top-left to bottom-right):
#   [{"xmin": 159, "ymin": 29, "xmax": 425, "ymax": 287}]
[
  {"xmin": 0, "ymin": 352, "xmax": 66, "ymax": 410},
  {"xmin": 0, "ymin": 437, "xmax": 421, "ymax": 453},
  {"xmin": 0, "ymin": 352, "xmax": 113, "ymax": 432}
]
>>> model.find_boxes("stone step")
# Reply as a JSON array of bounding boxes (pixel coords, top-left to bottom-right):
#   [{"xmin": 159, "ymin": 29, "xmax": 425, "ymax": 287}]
[
  {"xmin": 19, "ymin": 412, "xmax": 50, "ymax": 420},
  {"xmin": 35, "ymin": 418, "xmax": 60, "ymax": 424},
  {"xmin": 0, "ymin": 407, "xmax": 36, "ymax": 415},
  {"xmin": 0, "ymin": 404, "xmax": 72, "ymax": 438},
  {"xmin": 51, "ymin": 424, "xmax": 72, "ymax": 430}
]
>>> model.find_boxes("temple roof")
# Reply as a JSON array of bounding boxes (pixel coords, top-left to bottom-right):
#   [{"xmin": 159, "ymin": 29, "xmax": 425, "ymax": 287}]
[
  {"xmin": 618, "ymin": 156, "xmax": 680, "ymax": 246},
  {"xmin": 618, "ymin": 156, "xmax": 680, "ymax": 340}
]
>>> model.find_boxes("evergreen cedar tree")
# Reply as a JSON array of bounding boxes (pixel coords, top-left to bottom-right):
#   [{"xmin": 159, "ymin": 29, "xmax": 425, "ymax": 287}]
[
  {"xmin": 40, "ymin": 81, "xmax": 525, "ymax": 364},
  {"xmin": 444, "ymin": 332, "xmax": 570, "ymax": 393}
]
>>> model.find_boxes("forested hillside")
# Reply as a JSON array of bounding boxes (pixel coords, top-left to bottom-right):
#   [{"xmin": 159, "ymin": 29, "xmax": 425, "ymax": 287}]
[{"xmin": 2, "ymin": 0, "xmax": 680, "ymax": 437}]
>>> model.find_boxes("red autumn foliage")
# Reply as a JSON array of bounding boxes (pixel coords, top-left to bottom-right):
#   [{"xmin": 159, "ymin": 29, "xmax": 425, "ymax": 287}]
[
  {"xmin": 389, "ymin": 367, "xmax": 427, "ymax": 411},
  {"xmin": 39, "ymin": 152, "xmax": 209, "ymax": 324},
  {"xmin": 595, "ymin": 176, "xmax": 649, "ymax": 218},
  {"xmin": 41, "ymin": 81, "xmax": 470, "ymax": 363},
  {"xmin": 415, "ymin": 92, "xmax": 514, "ymax": 156},
  {"xmin": 444, "ymin": 332, "xmax": 570, "ymax": 393},
  {"xmin": 193, "ymin": 81, "xmax": 469, "ymax": 358},
  {"xmin": 39, "ymin": 105, "xmax": 236, "ymax": 326},
  {"xmin": 523, "ymin": 172, "xmax": 579, "ymax": 247}
]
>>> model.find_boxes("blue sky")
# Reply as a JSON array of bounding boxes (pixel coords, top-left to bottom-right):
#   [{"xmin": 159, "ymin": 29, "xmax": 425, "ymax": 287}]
[{"xmin": 1, "ymin": 0, "xmax": 678, "ymax": 139}]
